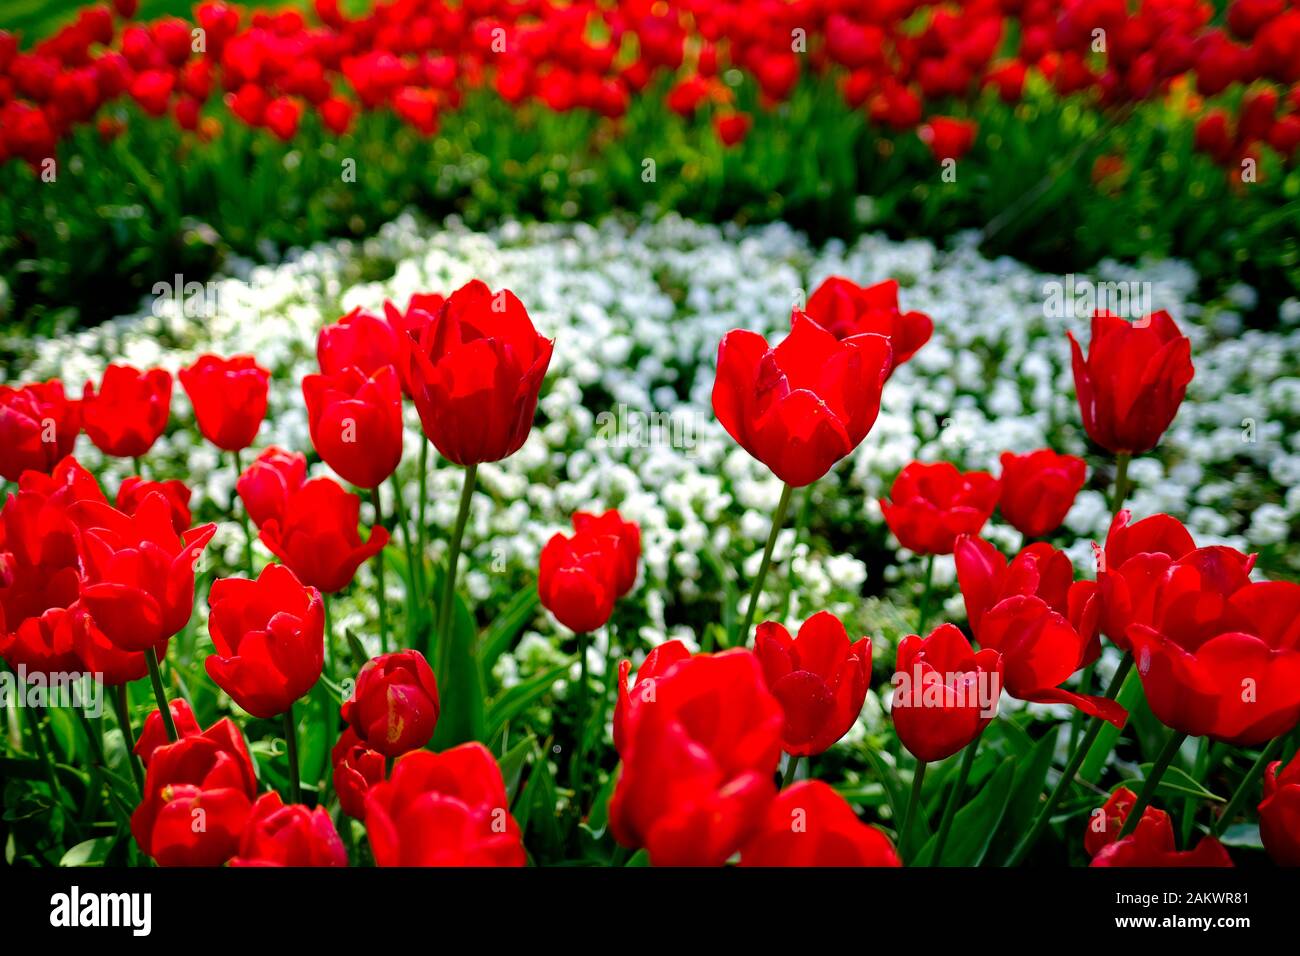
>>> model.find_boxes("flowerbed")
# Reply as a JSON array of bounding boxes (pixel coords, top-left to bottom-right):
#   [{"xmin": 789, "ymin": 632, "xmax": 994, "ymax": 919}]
[{"xmin": 2, "ymin": 212, "xmax": 1298, "ymax": 867}]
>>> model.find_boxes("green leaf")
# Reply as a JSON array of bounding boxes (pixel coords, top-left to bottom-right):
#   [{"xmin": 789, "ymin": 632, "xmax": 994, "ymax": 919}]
[
  {"xmin": 497, "ymin": 732, "xmax": 536, "ymax": 805},
  {"xmin": 912, "ymin": 756, "xmax": 1016, "ymax": 867},
  {"xmin": 1218, "ymin": 823, "xmax": 1262, "ymax": 849},
  {"xmin": 990, "ymin": 732, "xmax": 1057, "ymax": 865},
  {"xmin": 60, "ymin": 836, "xmax": 116, "ymax": 867},
  {"xmin": 1119, "ymin": 765, "xmax": 1225, "ymax": 803},
  {"xmin": 478, "ymin": 588, "xmax": 540, "ymax": 678},
  {"xmin": 1081, "ymin": 665, "xmax": 1143, "ymax": 783},
  {"xmin": 484, "ymin": 660, "xmax": 571, "ymax": 742},
  {"xmin": 431, "ymin": 592, "xmax": 487, "ymax": 748}
]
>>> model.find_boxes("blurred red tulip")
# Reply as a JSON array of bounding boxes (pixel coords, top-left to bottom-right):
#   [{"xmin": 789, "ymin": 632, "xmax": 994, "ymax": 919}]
[
  {"xmin": 0, "ymin": 381, "xmax": 81, "ymax": 482},
  {"xmin": 82, "ymin": 364, "xmax": 172, "ymax": 459}
]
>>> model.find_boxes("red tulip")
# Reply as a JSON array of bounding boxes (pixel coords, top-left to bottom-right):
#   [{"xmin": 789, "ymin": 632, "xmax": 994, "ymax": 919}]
[
  {"xmin": 320, "ymin": 95, "xmax": 355, "ymax": 135},
  {"xmin": 1068, "ymin": 311, "xmax": 1194, "ymax": 455},
  {"xmin": 236, "ymin": 445, "xmax": 307, "ymax": 528},
  {"xmin": 891, "ymin": 623, "xmax": 1002, "ymax": 762},
  {"xmin": 1259, "ymin": 749, "xmax": 1300, "ymax": 866},
  {"xmin": 0, "ymin": 489, "xmax": 91, "ymax": 675},
  {"xmin": 804, "ymin": 277, "xmax": 933, "ymax": 373},
  {"xmin": 1087, "ymin": 787, "xmax": 1233, "ymax": 867},
  {"xmin": 130, "ymin": 718, "xmax": 258, "ymax": 866},
  {"xmin": 258, "ymin": 477, "xmax": 388, "ymax": 593},
  {"xmin": 538, "ymin": 529, "xmax": 620, "ymax": 633},
  {"xmin": 0, "ymin": 381, "xmax": 81, "ymax": 481},
  {"xmin": 740, "ymin": 780, "xmax": 901, "ymax": 867},
  {"xmin": 205, "ymin": 564, "xmax": 324, "ymax": 719},
  {"xmin": 318, "ymin": 307, "xmax": 400, "ymax": 379},
  {"xmin": 406, "ymin": 280, "xmax": 554, "ymax": 466},
  {"xmin": 81, "ymin": 364, "xmax": 172, "ymax": 459},
  {"xmin": 230, "ymin": 792, "xmax": 347, "ymax": 866},
  {"xmin": 365, "ymin": 744, "xmax": 526, "ymax": 866},
  {"xmin": 714, "ymin": 112, "xmax": 751, "ymax": 146},
  {"xmin": 571, "ymin": 509, "xmax": 640, "ymax": 596},
  {"xmin": 918, "ymin": 116, "xmax": 977, "ymax": 161},
  {"xmin": 880, "ymin": 461, "xmax": 999, "ymax": 555},
  {"xmin": 613, "ymin": 640, "xmax": 691, "ymax": 754},
  {"xmin": 178, "ymin": 354, "xmax": 269, "ymax": 452},
  {"xmin": 70, "ymin": 492, "xmax": 216, "ymax": 652},
  {"xmin": 16, "ymin": 455, "xmax": 105, "ymax": 508},
  {"xmin": 116, "ymin": 475, "xmax": 191, "ymax": 533},
  {"xmin": 134, "ymin": 699, "xmax": 201, "ymax": 766},
  {"xmin": 610, "ymin": 649, "xmax": 783, "ymax": 866},
  {"xmin": 712, "ymin": 313, "xmax": 892, "ymax": 487},
  {"xmin": 754, "ymin": 612, "xmax": 871, "ymax": 757},
  {"xmin": 997, "ymin": 449, "xmax": 1086, "ymax": 538},
  {"xmin": 383, "ymin": 293, "xmax": 444, "ymax": 395},
  {"xmin": 341, "ymin": 650, "xmax": 440, "ymax": 757},
  {"xmin": 263, "ymin": 96, "xmax": 301, "ymax": 140},
  {"xmin": 1128, "ymin": 572, "xmax": 1300, "ymax": 745},
  {"xmin": 303, "ymin": 365, "xmax": 403, "ymax": 489},
  {"xmin": 331, "ymin": 727, "xmax": 386, "ymax": 819}
]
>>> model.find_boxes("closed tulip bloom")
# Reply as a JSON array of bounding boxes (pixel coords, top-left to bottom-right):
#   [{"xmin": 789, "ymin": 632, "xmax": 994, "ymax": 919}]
[
  {"xmin": 0, "ymin": 380, "xmax": 81, "ymax": 481},
  {"xmin": 69, "ymin": 492, "xmax": 216, "ymax": 652},
  {"xmin": 891, "ymin": 624, "xmax": 1002, "ymax": 762},
  {"xmin": 406, "ymin": 280, "xmax": 554, "ymax": 465},
  {"xmin": 880, "ymin": 461, "xmax": 999, "ymax": 555},
  {"xmin": 331, "ymin": 727, "xmax": 386, "ymax": 819},
  {"xmin": 236, "ymin": 446, "xmax": 307, "ymax": 528},
  {"xmin": 1259, "ymin": 750, "xmax": 1300, "ymax": 866},
  {"xmin": 230, "ymin": 792, "xmax": 347, "ymax": 867},
  {"xmin": 754, "ymin": 612, "xmax": 871, "ymax": 756},
  {"xmin": 341, "ymin": 650, "xmax": 440, "ymax": 757},
  {"xmin": 134, "ymin": 699, "xmax": 202, "ymax": 766},
  {"xmin": 610, "ymin": 649, "xmax": 783, "ymax": 866},
  {"xmin": 1068, "ymin": 310, "xmax": 1194, "ymax": 455},
  {"xmin": 740, "ymin": 781, "xmax": 902, "ymax": 867},
  {"xmin": 572, "ymin": 508, "xmax": 641, "ymax": 596},
  {"xmin": 205, "ymin": 564, "xmax": 325, "ymax": 719},
  {"xmin": 1128, "ymin": 574, "xmax": 1300, "ymax": 745},
  {"xmin": 178, "ymin": 354, "xmax": 269, "ymax": 451},
  {"xmin": 712, "ymin": 313, "xmax": 892, "ymax": 487},
  {"xmin": 317, "ymin": 305, "xmax": 401, "ymax": 378},
  {"xmin": 538, "ymin": 529, "xmax": 620, "ymax": 633},
  {"xmin": 613, "ymin": 639, "xmax": 691, "ymax": 754},
  {"xmin": 258, "ymin": 477, "xmax": 388, "ymax": 593},
  {"xmin": 303, "ymin": 365, "xmax": 403, "ymax": 488},
  {"xmin": 997, "ymin": 449, "xmax": 1086, "ymax": 538},
  {"xmin": 116, "ymin": 475, "xmax": 192, "ymax": 532},
  {"xmin": 1087, "ymin": 789, "xmax": 1232, "ymax": 867},
  {"xmin": 81, "ymin": 364, "xmax": 172, "ymax": 459},
  {"xmin": 130, "ymin": 718, "xmax": 259, "ymax": 867},
  {"xmin": 804, "ymin": 276, "xmax": 932, "ymax": 372},
  {"xmin": 0, "ymin": 490, "xmax": 91, "ymax": 675},
  {"xmin": 384, "ymin": 293, "xmax": 444, "ymax": 395},
  {"xmin": 365, "ymin": 744, "xmax": 526, "ymax": 866}
]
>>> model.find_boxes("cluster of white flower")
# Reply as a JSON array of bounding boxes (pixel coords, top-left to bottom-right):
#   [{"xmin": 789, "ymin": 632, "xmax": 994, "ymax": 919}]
[{"xmin": 4, "ymin": 212, "xmax": 1296, "ymax": 741}]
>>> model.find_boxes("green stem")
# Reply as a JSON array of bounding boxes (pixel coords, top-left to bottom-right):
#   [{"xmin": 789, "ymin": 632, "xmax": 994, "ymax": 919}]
[
  {"xmin": 900, "ymin": 760, "xmax": 927, "ymax": 855},
  {"xmin": 23, "ymin": 705, "xmax": 68, "ymax": 810},
  {"xmin": 132, "ymin": 456, "xmax": 145, "ymax": 478},
  {"xmin": 435, "ymin": 463, "xmax": 477, "ymax": 670},
  {"xmin": 1212, "ymin": 736, "xmax": 1285, "ymax": 837},
  {"xmin": 416, "ymin": 439, "xmax": 429, "ymax": 596},
  {"xmin": 1117, "ymin": 729, "xmax": 1188, "ymax": 839},
  {"xmin": 738, "ymin": 482, "xmax": 794, "ymax": 646},
  {"xmin": 933, "ymin": 734, "xmax": 981, "ymax": 865},
  {"xmin": 112, "ymin": 684, "xmax": 144, "ymax": 794},
  {"xmin": 570, "ymin": 631, "xmax": 590, "ymax": 807},
  {"xmin": 916, "ymin": 553, "xmax": 936, "ymax": 635},
  {"xmin": 370, "ymin": 487, "xmax": 390, "ymax": 654},
  {"xmin": 1111, "ymin": 452, "xmax": 1130, "ymax": 519},
  {"xmin": 781, "ymin": 753, "xmax": 802, "ymax": 790},
  {"xmin": 283, "ymin": 705, "xmax": 301, "ymax": 804},
  {"xmin": 390, "ymin": 475, "xmax": 419, "ymax": 646},
  {"xmin": 144, "ymin": 647, "xmax": 177, "ymax": 742},
  {"xmin": 1182, "ymin": 736, "xmax": 1209, "ymax": 845},
  {"xmin": 1005, "ymin": 652, "xmax": 1134, "ymax": 865},
  {"xmin": 233, "ymin": 449, "xmax": 254, "ymax": 576}
]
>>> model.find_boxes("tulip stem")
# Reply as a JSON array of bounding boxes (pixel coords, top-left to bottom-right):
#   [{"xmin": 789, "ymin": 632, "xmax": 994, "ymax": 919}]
[
  {"xmin": 1111, "ymin": 452, "xmax": 1130, "ymax": 518},
  {"xmin": 1005, "ymin": 652, "xmax": 1134, "ymax": 865},
  {"xmin": 781, "ymin": 754, "xmax": 802, "ymax": 790},
  {"xmin": 1212, "ymin": 736, "xmax": 1284, "ymax": 837},
  {"xmin": 112, "ymin": 684, "xmax": 144, "ymax": 794},
  {"xmin": 143, "ymin": 647, "xmax": 177, "ymax": 743},
  {"xmin": 283, "ymin": 705, "xmax": 301, "ymax": 804},
  {"xmin": 132, "ymin": 456, "xmax": 145, "ymax": 478},
  {"xmin": 738, "ymin": 482, "xmax": 794, "ymax": 646},
  {"xmin": 570, "ymin": 631, "xmax": 590, "ymax": 807},
  {"xmin": 369, "ymin": 487, "xmax": 390, "ymax": 654},
  {"xmin": 1117, "ymin": 730, "xmax": 1188, "ymax": 839},
  {"xmin": 232, "ymin": 450, "xmax": 254, "ymax": 576},
  {"xmin": 933, "ymin": 734, "xmax": 981, "ymax": 865},
  {"xmin": 900, "ymin": 760, "xmax": 927, "ymax": 857},
  {"xmin": 436, "ymin": 463, "xmax": 477, "ymax": 671},
  {"xmin": 389, "ymin": 475, "xmax": 419, "ymax": 643},
  {"xmin": 916, "ymin": 553, "xmax": 936, "ymax": 635},
  {"xmin": 22, "ymin": 704, "xmax": 67, "ymax": 811},
  {"xmin": 416, "ymin": 439, "xmax": 429, "ymax": 595}
]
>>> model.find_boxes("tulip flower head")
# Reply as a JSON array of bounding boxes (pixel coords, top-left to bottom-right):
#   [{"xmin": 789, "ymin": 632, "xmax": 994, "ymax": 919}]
[
  {"xmin": 891, "ymin": 623, "xmax": 1002, "ymax": 762},
  {"xmin": 881, "ymin": 461, "xmax": 999, "ymax": 555},
  {"xmin": 0, "ymin": 380, "xmax": 81, "ymax": 482},
  {"xmin": 178, "ymin": 354, "xmax": 270, "ymax": 451},
  {"xmin": 1259, "ymin": 750, "xmax": 1300, "ymax": 867},
  {"xmin": 258, "ymin": 477, "xmax": 388, "ymax": 593},
  {"xmin": 341, "ymin": 649, "xmax": 440, "ymax": 757},
  {"xmin": 997, "ymin": 449, "xmax": 1087, "ymax": 538},
  {"xmin": 1087, "ymin": 787, "xmax": 1232, "ymax": 867},
  {"xmin": 229, "ymin": 792, "xmax": 348, "ymax": 867},
  {"xmin": 81, "ymin": 364, "xmax": 172, "ymax": 459},
  {"xmin": 804, "ymin": 276, "xmax": 933, "ymax": 373},
  {"xmin": 740, "ymin": 781, "xmax": 902, "ymax": 867}
]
